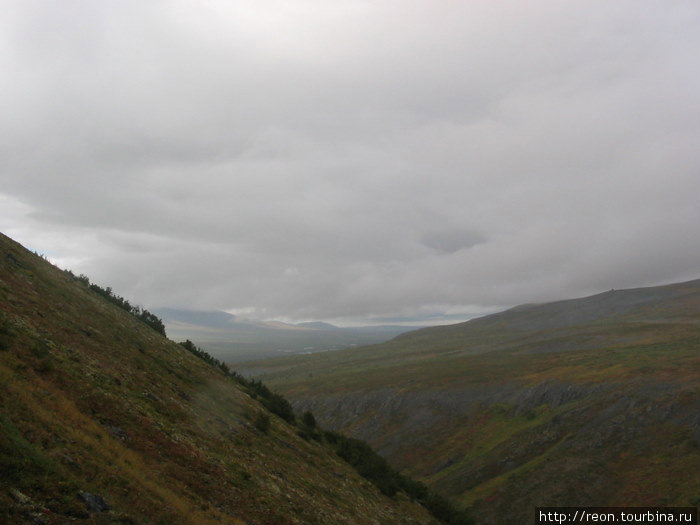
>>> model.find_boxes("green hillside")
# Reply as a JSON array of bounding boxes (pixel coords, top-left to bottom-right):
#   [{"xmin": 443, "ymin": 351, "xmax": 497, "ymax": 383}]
[
  {"xmin": 242, "ymin": 281, "xmax": 700, "ymax": 524},
  {"xmin": 0, "ymin": 233, "xmax": 438, "ymax": 525}
]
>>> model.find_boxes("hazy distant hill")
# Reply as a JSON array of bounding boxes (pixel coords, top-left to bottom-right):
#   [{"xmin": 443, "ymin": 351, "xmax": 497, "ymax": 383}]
[
  {"xmin": 243, "ymin": 280, "xmax": 700, "ymax": 524},
  {"xmin": 296, "ymin": 321, "xmax": 339, "ymax": 330},
  {"xmin": 0, "ymin": 233, "xmax": 436, "ymax": 524},
  {"xmin": 155, "ymin": 307, "xmax": 415, "ymax": 362},
  {"xmin": 154, "ymin": 307, "xmax": 240, "ymax": 328}
]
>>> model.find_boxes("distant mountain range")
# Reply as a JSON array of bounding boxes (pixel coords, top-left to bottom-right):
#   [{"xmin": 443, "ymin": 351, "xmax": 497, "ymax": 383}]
[
  {"xmin": 154, "ymin": 307, "xmax": 418, "ymax": 362},
  {"xmin": 243, "ymin": 279, "xmax": 700, "ymax": 524}
]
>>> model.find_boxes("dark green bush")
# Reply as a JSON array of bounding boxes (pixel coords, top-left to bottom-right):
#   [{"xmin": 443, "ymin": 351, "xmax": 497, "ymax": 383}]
[
  {"xmin": 263, "ymin": 392, "xmax": 296, "ymax": 424},
  {"xmin": 179, "ymin": 340, "xmax": 232, "ymax": 377},
  {"xmin": 328, "ymin": 432, "xmax": 472, "ymax": 523},
  {"xmin": 423, "ymin": 492, "xmax": 474, "ymax": 525},
  {"xmin": 0, "ymin": 318, "xmax": 13, "ymax": 351},
  {"xmin": 245, "ymin": 379, "xmax": 295, "ymax": 423},
  {"xmin": 71, "ymin": 273, "xmax": 166, "ymax": 336},
  {"xmin": 323, "ymin": 430, "xmax": 340, "ymax": 444},
  {"xmin": 254, "ymin": 411, "xmax": 271, "ymax": 433},
  {"xmin": 302, "ymin": 411, "xmax": 317, "ymax": 429},
  {"xmin": 335, "ymin": 436, "xmax": 399, "ymax": 497},
  {"xmin": 398, "ymin": 475, "xmax": 429, "ymax": 501}
]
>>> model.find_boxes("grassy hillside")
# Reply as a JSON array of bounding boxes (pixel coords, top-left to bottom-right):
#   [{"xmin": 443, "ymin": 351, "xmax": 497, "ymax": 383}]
[
  {"xmin": 242, "ymin": 281, "xmax": 700, "ymax": 524},
  {"xmin": 0, "ymin": 232, "xmax": 437, "ymax": 525}
]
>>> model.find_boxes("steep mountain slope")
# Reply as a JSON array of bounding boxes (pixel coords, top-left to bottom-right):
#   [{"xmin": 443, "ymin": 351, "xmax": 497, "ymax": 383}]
[
  {"xmin": 0, "ymin": 233, "xmax": 436, "ymax": 525},
  {"xmin": 243, "ymin": 280, "xmax": 700, "ymax": 524}
]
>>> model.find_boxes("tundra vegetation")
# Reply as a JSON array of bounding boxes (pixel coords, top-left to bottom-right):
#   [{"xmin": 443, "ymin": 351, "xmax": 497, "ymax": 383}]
[
  {"xmin": 242, "ymin": 279, "xmax": 700, "ymax": 524},
  {"xmin": 0, "ymin": 232, "xmax": 470, "ymax": 524},
  {"xmin": 181, "ymin": 339, "xmax": 473, "ymax": 525}
]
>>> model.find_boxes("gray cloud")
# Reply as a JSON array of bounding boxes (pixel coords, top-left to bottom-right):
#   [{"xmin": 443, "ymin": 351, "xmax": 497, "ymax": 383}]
[
  {"xmin": 421, "ymin": 228, "xmax": 486, "ymax": 254},
  {"xmin": 1, "ymin": 0, "xmax": 699, "ymax": 324}
]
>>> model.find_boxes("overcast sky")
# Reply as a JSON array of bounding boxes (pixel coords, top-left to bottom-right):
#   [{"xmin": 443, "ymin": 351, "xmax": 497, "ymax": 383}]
[{"xmin": 1, "ymin": 0, "xmax": 699, "ymax": 325}]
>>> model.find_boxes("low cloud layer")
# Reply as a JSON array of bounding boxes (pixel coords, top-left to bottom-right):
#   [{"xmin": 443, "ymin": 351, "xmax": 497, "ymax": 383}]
[{"xmin": 1, "ymin": 0, "xmax": 699, "ymax": 324}]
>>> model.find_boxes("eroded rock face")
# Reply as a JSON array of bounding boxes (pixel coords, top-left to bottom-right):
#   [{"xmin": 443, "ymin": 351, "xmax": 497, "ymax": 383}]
[
  {"xmin": 290, "ymin": 381, "xmax": 603, "ymax": 450},
  {"xmin": 106, "ymin": 425, "xmax": 128, "ymax": 441},
  {"xmin": 9, "ymin": 488, "xmax": 32, "ymax": 505},
  {"xmin": 78, "ymin": 491, "xmax": 110, "ymax": 513},
  {"xmin": 288, "ymin": 375, "xmax": 699, "ymax": 524}
]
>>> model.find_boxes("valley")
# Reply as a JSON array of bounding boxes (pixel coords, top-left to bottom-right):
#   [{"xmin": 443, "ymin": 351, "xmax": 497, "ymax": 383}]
[
  {"xmin": 155, "ymin": 307, "xmax": 415, "ymax": 362},
  {"xmin": 240, "ymin": 280, "xmax": 700, "ymax": 524},
  {"xmin": 3, "ymin": 2, "xmax": 699, "ymax": 524},
  {"xmin": 2, "ymin": 229, "xmax": 697, "ymax": 525}
]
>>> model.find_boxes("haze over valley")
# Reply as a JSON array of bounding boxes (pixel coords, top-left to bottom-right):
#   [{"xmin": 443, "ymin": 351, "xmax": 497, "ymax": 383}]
[{"xmin": 155, "ymin": 307, "xmax": 417, "ymax": 362}]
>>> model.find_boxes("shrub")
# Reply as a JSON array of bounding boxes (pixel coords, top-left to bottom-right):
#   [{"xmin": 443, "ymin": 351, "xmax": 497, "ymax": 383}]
[
  {"xmin": 73, "ymin": 274, "xmax": 166, "ymax": 336},
  {"xmin": 335, "ymin": 436, "xmax": 399, "ymax": 497},
  {"xmin": 398, "ymin": 475, "xmax": 429, "ymax": 501},
  {"xmin": 329, "ymin": 432, "xmax": 472, "ymax": 523},
  {"xmin": 263, "ymin": 392, "xmax": 295, "ymax": 424},
  {"xmin": 323, "ymin": 430, "xmax": 341, "ymax": 444},
  {"xmin": 0, "ymin": 318, "xmax": 13, "ymax": 351},
  {"xmin": 179, "ymin": 342, "xmax": 296, "ymax": 426},
  {"xmin": 423, "ymin": 492, "xmax": 474, "ymax": 525},
  {"xmin": 245, "ymin": 379, "xmax": 295, "ymax": 423},
  {"xmin": 254, "ymin": 411, "xmax": 271, "ymax": 433},
  {"xmin": 34, "ymin": 357, "xmax": 54, "ymax": 375},
  {"xmin": 247, "ymin": 379, "xmax": 272, "ymax": 400},
  {"xmin": 302, "ymin": 411, "xmax": 317, "ymax": 429},
  {"xmin": 179, "ymin": 340, "xmax": 232, "ymax": 376}
]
